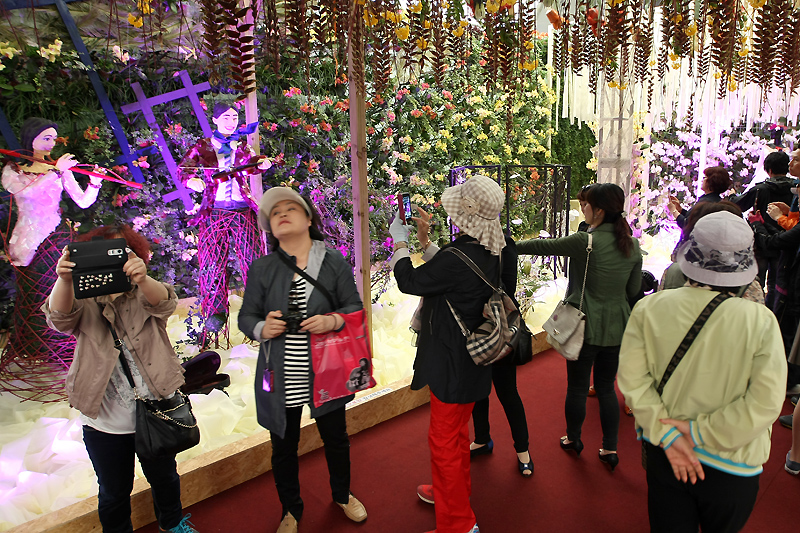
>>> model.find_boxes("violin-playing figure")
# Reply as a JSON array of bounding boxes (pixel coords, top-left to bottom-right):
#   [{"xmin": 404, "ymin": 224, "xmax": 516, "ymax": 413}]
[
  {"xmin": 2, "ymin": 118, "xmax": 103, "ymax": 266},
  {"xmin": 178, "ymin": 102, "xmax": 271, "ymax": 346},
  {"xmin": 0, "ymin": 117, "xmax": 103, "ymax": 397}
]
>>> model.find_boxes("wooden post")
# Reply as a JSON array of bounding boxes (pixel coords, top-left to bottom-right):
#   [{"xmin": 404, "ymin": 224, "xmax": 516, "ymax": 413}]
[
  {"xmin": 240, "ymin": 0, "xmax": 263, "ymax": 203},
  {"xmin": 347, "ymin": 34, "xmax": 372, "ymax": 329}
]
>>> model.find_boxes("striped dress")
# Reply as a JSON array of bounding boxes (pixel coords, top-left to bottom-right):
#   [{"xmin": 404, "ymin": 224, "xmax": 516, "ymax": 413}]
[{"xmin": 284, "ymin": 275, "xmax": 311, "ymax": 407}]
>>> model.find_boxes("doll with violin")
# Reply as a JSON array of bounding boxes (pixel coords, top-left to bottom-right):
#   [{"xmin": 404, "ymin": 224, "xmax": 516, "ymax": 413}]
[
  {"xmin": 0, "ymin": 117, "xmax": 109, "ymax": 388},
  {"xmin": 177, "ymin": 102, "xmax": 272, "ymax": 347}
]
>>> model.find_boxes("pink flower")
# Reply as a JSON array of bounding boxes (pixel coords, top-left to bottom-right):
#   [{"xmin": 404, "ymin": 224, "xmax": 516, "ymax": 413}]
[
  {"xmin": 411, "ymin": 109, "xmax": 424, "ymax": 118},
  {"xmin": 387, "ymin": 111, "xmax": 396, "ymax": 122},
  {"xmin": 442, "ymin": 90, "xmax": 453, "ymax": 100},
  {"xmin": 289, "ymin": 119, "xmax": 301, "ymax": 127},
  {"xmin": 420, "ymin": 82, "xmax": 430, "ymax": 89},
  {"xmin": 320, "ymin": 121, "xmax": 332, "ymax": 132},
  {"xmin": 284, "ymin": 87, "xmax": 302, "ymax": 97}
]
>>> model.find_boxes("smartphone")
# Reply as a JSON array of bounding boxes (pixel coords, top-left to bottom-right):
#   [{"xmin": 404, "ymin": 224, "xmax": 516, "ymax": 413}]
[{"xmin": 398, "ymin": 192, "xmax": 412, "ymax": 223}]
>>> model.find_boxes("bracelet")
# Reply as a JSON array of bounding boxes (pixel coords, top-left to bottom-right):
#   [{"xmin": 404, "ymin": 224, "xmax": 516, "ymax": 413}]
[
  {"xmin": 329, "ymin": 314, "xmax": 338, "ymax": 331},
  {"xmin": 419, "ymin": 240, "xmax": 431, "ymax": 251}
]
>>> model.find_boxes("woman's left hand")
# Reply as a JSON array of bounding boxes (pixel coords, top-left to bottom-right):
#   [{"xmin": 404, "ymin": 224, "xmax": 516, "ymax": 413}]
[
  {"xmin": 123, "ymin": 251, "xmax": 148, "ymax": 284},
  {"xmin": 301, "ymin": 314, "xmax": 337, "ymax": 334}
]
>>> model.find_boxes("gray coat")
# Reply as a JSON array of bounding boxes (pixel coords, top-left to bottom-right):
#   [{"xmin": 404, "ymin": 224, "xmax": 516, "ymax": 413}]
[{"xmin": 238, "ymin": 240, "xmax": 363, "ymax": 438}]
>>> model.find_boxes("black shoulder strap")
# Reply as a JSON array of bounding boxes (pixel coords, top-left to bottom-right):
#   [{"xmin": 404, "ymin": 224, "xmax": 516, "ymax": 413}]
[
  {"xmin": 444, "ymin": 247, "xmax": 501, "ymax": 292},
  {"xmin": 656, "ymin": 292, "xmax": 731, "ymax": 395},
  {"xmin": 97, "ymin": 302, "xmax": 136, "ymax": 389},
  {"xmin": 276, "ymin": 250, "xmax": 336, "ymax": 309}
]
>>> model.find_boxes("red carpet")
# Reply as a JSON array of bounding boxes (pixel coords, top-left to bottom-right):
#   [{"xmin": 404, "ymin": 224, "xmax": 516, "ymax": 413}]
[{"xmin": 137, "ymin": 349, "xmax": 797, "ymax": 532}]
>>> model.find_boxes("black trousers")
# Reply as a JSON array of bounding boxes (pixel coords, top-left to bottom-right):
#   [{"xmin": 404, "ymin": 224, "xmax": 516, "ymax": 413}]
[
  {"xmin": 565, "ymin": 343, "xmax": 620, "ymax": 451},
  {"xmin": 83, "ymin": 427, "xmax": 183, "ymax": 533},
  {"xmin": 270, "ymin": 405, "xmax": 351, "ymax": 521},
  {"xmin": 472, "ymin": 362, "xmax": 529, "ymax": 453},
  {"xmin": 645, "ymin": 443, "xmax": 759, "ymax": 533}
]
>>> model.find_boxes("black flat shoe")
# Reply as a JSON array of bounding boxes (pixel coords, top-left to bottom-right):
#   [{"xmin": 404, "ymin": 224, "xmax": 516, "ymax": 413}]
[
  {"xmin": 598, "ymin": 450, "xmax": 619, "ymax": 472},
  {"xmin": 560, "ymin": 436, "xmax": 584, "ymax": 456},
  {"xmin": 470, "ymin": 439, "xmax": 493, "ymax": 458},
  {"xmin": 517, "ymin": 454, "xmax": 534, "ymax": 477}
]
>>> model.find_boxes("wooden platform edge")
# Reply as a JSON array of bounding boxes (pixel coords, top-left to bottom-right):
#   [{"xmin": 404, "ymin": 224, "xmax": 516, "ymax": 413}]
[{"xmin": 7, "ymin": 335, "xmax": 551, "ymax": 533}]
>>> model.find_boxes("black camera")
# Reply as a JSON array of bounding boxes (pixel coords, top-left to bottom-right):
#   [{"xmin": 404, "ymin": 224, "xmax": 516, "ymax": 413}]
[{"xmin": 280, "ymin": 302, "xmax": 304, "ymax": 335}]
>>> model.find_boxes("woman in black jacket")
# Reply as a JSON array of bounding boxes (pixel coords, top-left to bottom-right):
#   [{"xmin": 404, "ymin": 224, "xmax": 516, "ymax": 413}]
[
  {"xmin": 389, "ymin": 175, "xmax": 510, "ymax": 533},
  {"xmin": 238, "ymin": 187, "xmax": 366, "ymax": 533}
]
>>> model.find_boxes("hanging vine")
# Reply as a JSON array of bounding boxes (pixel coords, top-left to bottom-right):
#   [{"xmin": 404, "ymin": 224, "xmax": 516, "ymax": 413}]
[
  {"xmin": 752, "ymin": 0, "xmax": 782, "ymax": 91},
  {"xmin": 709, "ymin": 0, "xmax": 739, "ymax": 98},
  {"xmin": 218, "ymin": 0, "xmax": 257, "ymax": 94},
  {"xmin": 784, "ymin": 6, "xmax": 800, "ymax": 96},
  {"xmin": 200, "ymin": 0, "xmax": 224, "ymax": 84}
]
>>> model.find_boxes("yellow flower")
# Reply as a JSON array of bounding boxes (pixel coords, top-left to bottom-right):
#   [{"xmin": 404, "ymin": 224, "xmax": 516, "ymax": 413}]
[
  {"xmin": 523, "ymin": 40, "xmax": 534, "ymax": 50},
  {"xmin": 477, "ymin": 133, "xmax": 488, "ymax": 141},
  {"xmin": 728, "ymin": 79, "xmax": 738, "ymax": 91},
  {"xmin": 608, "ymin": 81, "xmax": 618, "ymax": 88},
  {"xmin": 409, "ymin": 2, "xmax": 423, "ymax": 13},
  {"xmin": 128, "ymin": 13, "xmax": 143, "ymax": 28},
  {"xmin": 738, "ymin": 47, "xmax": 750, "ymax": 57},
  {"xmin": 436, "ymin": 140, "xmax": 448, "ymax": 152},
  {"xmin": 396, "ymin": 26, "xmax": 410, "ymax": 40},
  {"xmin": 672, "ymin": 62, "xmax": 680, "ymax": 69},
  {"xmin": 460, "ymin": 20, "xmax": 468, "ymax": 27},
  {"xmin": 685, "ymin": 21, "xmax": 697, "ymax": 37},
  {"xmin": 416, "ymin": 37, "xmax": 428, "ymax": 50},
  {"xmin": 384, "ymin": 10, "xmax": 399, "ymax": 23},
  {"xmin": 424, "ymin": 20, "xmax": 431, "ymax": 29},
  {"xmin": 364, "ymin": 12, "xmax": 379, "ymax": 26},
  {"xmin": 668, "ymin": 53, "xmax": 679, "ymax": 62},
  {"xmin": 453, "ymin": 26, "xmax": 464, "ymax": 37},
  {"xmin": 486, "ymin": 0, "xmax": 500, "ymax": 14},
  {"xmin": 521, "ymin": 60, "xmax": 538, "ymax": 71},
  {"xmin": 649, "ymin": 59, "xmax": 656, "ymax": 67},
  {"xmin": 673, "ymin": 14, "xmax": 682, "ymax": 23},
  {"xmin": 137, "ymin": 0, "xmax": 153, "ymax": 15}
]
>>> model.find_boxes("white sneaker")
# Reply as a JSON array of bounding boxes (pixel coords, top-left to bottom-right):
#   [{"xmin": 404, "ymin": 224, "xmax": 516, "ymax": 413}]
[
  {"xmin": 468, "ymin": 525, "xmax": 480, "ymax": 533},
  {"xmin": 338, "ymin": 494, "xmax": 367, "ymax": 522}
]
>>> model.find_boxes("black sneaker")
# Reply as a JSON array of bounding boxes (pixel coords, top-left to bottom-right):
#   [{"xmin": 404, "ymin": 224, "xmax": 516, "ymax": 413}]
[
  {"xmin": 792, "ymin": 395, "xmax": 799, "ymax": 407},
  {"xmin": 779, "ymin": 414, "xmax": 793, "ymax": 429}
]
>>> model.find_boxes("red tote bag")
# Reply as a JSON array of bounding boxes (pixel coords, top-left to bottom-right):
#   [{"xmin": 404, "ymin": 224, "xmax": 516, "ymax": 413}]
[{"xmin": 310, "ymin": 308, "xmax": 376, "ymax": 408}]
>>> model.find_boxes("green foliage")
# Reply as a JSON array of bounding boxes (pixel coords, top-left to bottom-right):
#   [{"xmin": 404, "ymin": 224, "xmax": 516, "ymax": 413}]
[{"xmin": 550, "ymin": 118, "xmax": 597, "ymax": 197}]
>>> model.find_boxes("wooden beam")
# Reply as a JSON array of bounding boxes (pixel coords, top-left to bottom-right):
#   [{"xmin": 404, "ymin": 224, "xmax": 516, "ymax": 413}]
[{"xmin": 347, "ymin": 26, "xmax": 371, "ymax": 330}]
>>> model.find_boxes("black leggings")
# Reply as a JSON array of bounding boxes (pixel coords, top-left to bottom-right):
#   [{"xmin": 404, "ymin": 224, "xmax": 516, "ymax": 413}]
[
  {"xmin": 565, "ymin": 343, "xmax": 620, "ymax": 451},
  {"xmin": 472, "ymin": 362, "xmax": 529, "ymax": 453}
]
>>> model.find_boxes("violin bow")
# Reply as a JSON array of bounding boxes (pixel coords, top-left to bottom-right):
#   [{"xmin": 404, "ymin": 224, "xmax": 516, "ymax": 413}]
[{"xmin": 0, "ymin": 149, "xmax": 143, "ymax": 190}]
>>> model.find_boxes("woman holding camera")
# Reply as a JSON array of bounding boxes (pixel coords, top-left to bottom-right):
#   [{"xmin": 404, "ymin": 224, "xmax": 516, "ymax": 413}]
[
  {"xmin": 42, "ymin": 225, "xmax": 197, "ymax": 533},
  {"xmin": 238, "ymin": 187, "xmax": 367, "ymax": 533}
]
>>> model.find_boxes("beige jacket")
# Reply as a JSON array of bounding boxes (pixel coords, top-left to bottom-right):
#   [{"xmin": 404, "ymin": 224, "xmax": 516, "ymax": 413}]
[{"xmin": 42, "ymin": 283, "xmax": 185, "ymax": 419}]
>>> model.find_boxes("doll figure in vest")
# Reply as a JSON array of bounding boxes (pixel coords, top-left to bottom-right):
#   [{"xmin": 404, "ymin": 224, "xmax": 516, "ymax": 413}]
[
  {"xmin": 178, "ymin": 103, "xmax": 271, "ymax": 347},
  {"xmin": 0, "ymin": 117, "xmax": 103, "ymax": 398}
]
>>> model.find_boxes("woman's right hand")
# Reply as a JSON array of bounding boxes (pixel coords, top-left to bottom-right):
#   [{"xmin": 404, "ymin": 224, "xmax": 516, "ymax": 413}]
[
  {"xmin": 766, "ymin": 203, "xmax": 784, "ymax": 221},
  {"xmin": 261, "ymin": 310, "xmax": 287, "ymax": 340},
  {"xmin": 54, "ymin": 153, "xmax": 78, "ymax": 172},
  {"xmin": 55, "ymin": 246, "xmax": 75, "ymax": 282}
]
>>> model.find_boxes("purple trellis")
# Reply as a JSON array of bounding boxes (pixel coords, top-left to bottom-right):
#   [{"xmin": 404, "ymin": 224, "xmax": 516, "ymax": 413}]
[{"xmin": 120, "ymin": 70, "xmax": 212, "ymax": 209}]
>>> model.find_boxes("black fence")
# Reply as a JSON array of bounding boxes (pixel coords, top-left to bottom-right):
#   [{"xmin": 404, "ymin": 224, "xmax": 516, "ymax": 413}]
[{"xmin": 448, "ymin": 164, "xmax": 571, "ymax": 277}]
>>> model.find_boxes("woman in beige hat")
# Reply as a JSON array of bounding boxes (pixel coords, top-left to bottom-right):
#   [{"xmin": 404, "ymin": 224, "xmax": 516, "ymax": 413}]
[{"xmin": 389, "ymin": 175, "xmax": 515, "ymax": 533}]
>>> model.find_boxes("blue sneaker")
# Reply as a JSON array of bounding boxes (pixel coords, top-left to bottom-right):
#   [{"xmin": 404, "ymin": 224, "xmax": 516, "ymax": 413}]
[
  {"xmin": 159, "ymin": 514, "xmax": 198, "ymax": 533},
  {"xmin": 785, "ymin": 452, "xmax": 800, "ymax": 476}
]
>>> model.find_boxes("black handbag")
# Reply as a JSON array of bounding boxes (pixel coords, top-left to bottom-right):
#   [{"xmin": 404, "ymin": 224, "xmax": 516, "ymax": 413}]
[{"xmin": 102, "ymin": 312, "xmax": 200, "ymax": 459}]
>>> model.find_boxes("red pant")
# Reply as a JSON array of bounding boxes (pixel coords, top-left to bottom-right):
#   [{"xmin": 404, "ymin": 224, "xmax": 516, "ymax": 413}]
[{"xmin": 429, "ymin": 391, "xmax": 476, "ymax": 533}]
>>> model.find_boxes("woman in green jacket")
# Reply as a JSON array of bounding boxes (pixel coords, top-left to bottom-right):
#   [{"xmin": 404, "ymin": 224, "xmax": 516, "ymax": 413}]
[{"xmin": 517, "ymin": 183, "xmax": 642, "ymax": 470}]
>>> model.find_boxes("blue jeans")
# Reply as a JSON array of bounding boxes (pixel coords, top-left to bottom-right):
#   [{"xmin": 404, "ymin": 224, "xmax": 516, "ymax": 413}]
[
  {"xmin": 83, "ymin": 426, "xmax": 183, "ymax": 533},
  {"xmin": 564, "ymin": 343, "xmax": 620, "ymax": 451}
]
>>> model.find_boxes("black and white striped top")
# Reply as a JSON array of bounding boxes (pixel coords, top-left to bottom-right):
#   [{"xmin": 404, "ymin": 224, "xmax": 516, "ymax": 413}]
[{"xmin": 284, "ymin": 275, "xmax": 310, "ymax": 407}]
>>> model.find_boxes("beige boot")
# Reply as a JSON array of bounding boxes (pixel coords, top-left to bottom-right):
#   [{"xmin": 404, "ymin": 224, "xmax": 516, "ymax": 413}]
[
  {"xmin": 276, "ymin": 512, "xmax": 298, "ymax": 533},
  {"xmin": 338, "ymin": 494, "xmax": 367, "ymax": 522}
]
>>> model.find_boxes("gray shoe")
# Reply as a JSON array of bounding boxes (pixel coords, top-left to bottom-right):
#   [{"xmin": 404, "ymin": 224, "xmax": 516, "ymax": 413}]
[{"xmin": 779, "ymin": 414, "xmax": 793, "ymax": 429}]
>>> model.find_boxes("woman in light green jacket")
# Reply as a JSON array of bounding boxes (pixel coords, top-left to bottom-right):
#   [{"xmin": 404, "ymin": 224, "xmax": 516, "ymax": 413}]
[{"xmin": 517, "ymin": 183, "xmax": 642, "ymax": 471}]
